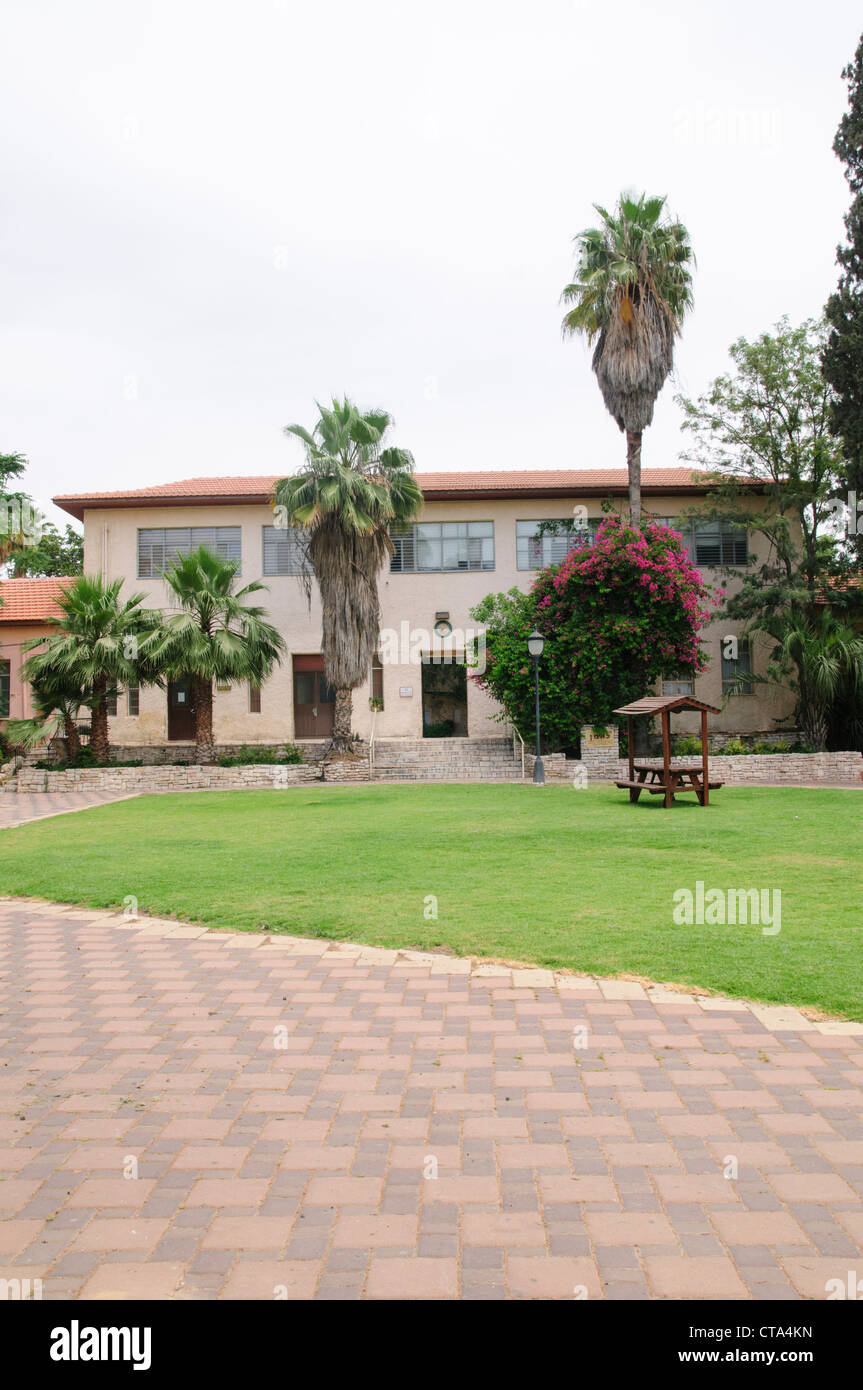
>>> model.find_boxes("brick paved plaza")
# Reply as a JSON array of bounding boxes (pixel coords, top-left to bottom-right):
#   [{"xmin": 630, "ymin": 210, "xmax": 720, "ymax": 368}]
[{"xmin": 2, "ymin": 893, "xmax": 863, "ymax": 1300}]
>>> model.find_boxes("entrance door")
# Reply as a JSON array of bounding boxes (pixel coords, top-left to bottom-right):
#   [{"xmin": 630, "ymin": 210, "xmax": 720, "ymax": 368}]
[
  {"xmin": 167, "ymin": 677, "xmax": 197, "ymax": 740},
  {"xmin": 421, "ymin": 656, "xmax": 468, "ymax": 737},
  {"xmin": 292, "ymin": 655, "xmax": 335, "ymax": 738}
]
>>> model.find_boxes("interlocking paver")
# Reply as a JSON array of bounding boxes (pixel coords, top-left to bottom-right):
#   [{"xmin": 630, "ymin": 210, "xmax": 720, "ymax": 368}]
[{"xmin": 2, "ymin": 897, "xmax": 863, "ymax": 1299}]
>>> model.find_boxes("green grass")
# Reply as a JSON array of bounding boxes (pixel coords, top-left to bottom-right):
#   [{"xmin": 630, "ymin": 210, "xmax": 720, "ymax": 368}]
[{"xmin": 1, "ymin": 783, "xmax": 861, "ymax": 1018}]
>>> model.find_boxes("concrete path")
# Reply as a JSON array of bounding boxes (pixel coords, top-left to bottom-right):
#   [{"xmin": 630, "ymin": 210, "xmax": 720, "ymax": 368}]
[
  {"xmin": 1, "ymin": 898, "xmax": 862, "ymax": 1301},
  {"xmin": 0, "ymin": 791, "xmax": 139, "ymax": 830}
]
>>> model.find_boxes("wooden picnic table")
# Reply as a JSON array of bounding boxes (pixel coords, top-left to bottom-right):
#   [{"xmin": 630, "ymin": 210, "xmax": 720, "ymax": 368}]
[
  {"xmin": 612, "ymin": 695, "xmax": 724, "ymax": 809},
  {"xmin": 615, "ymin": 761, "xmax": 723, "ymax": 808}
]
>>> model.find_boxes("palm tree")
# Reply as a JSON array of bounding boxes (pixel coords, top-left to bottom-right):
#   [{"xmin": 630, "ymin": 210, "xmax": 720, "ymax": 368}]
[
  {"xmin": 275, "ymin": 398, "xmax": 423, "ymax": 752},
  {"xmin": 749, "ymin": 610, "xmax": 863, "ymax": 751},
  {"xmin": 23, "ymin": 575, "xmax": 159, "ymax": 762},
  {"xmin": 561, "ymin": 192, "xmax": 695, "ymax": 526},
  {"xmin": 146, "ymin": 546, "xmax": 285, "ymax": 764},
  {"xmin": 5, "ymin": 665, "xmax": 90, "ymax": 760}
]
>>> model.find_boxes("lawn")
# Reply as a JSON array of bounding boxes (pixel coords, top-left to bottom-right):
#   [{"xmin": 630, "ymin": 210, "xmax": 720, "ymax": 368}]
[{"xmin": 1, "ymin": 783, "xmax": 861, "ymax": 1018}]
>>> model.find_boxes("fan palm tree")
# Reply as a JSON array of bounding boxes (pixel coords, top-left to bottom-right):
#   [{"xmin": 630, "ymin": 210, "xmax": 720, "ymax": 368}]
[
  {"xmin": 5, "ymin": 665, "xmax": 90, "ymax": 760},
  {"xmin": 746, "ymin": 609, "xmax": 863, "ymax": 751},
  {"xmin": 275, "ymin": 397, "xmax": 423, "ymax": 752},
  {"xmin": 561, "ymin": 192, "xmax": 695, "ymax": 526},
  {"xmin": 23, "ymin": 575, "xmax": 159, "ymax": 762},
  {"xmin": 146, "ymin": 546, "xmax": 285, "ymax": 764}
]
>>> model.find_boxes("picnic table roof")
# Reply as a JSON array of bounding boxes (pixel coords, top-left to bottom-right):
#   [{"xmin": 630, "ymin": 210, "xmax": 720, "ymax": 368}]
[{"xmin": 612, "ymin": 695, "xmax": 721, "ymax": 717}]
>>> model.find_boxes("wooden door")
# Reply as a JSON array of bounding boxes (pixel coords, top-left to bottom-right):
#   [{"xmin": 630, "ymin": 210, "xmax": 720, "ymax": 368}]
[
  {"xmin": 293, "ymin": 656, "xmax": 334, "ymax": 738},
  {"xmin": 167, "ymin": 677, "xmax": 196, "ymax": 740}
]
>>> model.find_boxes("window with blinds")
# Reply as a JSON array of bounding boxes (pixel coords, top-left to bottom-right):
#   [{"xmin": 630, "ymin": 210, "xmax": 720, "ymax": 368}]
[
  {"xmin": 390, "ymin": 522, "xmax": 494, "ymax": 573},
  {"xmin": 692, "ymin": 523, "xmax": 748, "ymax": 567},
  {"xmin": 127, "ymin": 686, "xmax": 140, "ymax": 716},
  {"xmin": 137, "ymin": 527, "xmax": 242, "ymax": 578},
  {"xmin": 262, "ymin": 525, "xmax": 311, "ymax": 575},
  {"xmin": 650, "ymin": 517, "xmax": 748, "ymax": 568},
  {"xmin": 661, "ymin": 678, "xmax": 694, "ymax": 696},
  {"xmin": 721, "ymin": 639, "xmax": 754, "ymax": 694},
  {"xmin": 516, "ymin": 520, "xmax": 596, "ymax": 570}
]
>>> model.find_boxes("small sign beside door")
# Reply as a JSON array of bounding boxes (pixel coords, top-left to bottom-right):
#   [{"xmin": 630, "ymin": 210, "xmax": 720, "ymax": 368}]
[{"xmin": 399, "ymin": 686, "xmax": 413, "ymax": 697}]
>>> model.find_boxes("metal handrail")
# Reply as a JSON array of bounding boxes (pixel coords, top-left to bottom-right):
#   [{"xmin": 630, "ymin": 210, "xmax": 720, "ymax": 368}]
[
  {"xmin": 369, "ymin": 709, "xmax": 377, "ymax": 781},
  {"xmin": 510, "ymin": 723, "xmax": 526, "ymax": 780}
]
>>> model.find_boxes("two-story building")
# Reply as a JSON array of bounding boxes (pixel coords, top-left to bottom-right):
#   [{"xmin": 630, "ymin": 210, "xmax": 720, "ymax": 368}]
[
  {"xmin": 0, "ymin": 577, "xmax": 69, "ymax": 725},
  {"xmin": 51, "ymin": 467, "xmax": 797, "ymax": 750}
]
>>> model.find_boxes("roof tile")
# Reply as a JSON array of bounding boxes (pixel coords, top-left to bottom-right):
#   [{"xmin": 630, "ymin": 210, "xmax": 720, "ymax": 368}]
[{"xmin": 0, "ymin": 577, "xmax": 69, "ymax": 624}]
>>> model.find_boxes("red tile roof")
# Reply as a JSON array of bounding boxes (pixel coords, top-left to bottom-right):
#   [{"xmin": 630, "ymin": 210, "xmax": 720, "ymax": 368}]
[
  {"xmin": 54, "ymin": 468, "xmax": 748, "ymax": 519},
  {"xmin": 0, "ymin": 577, "xmax": 69, "ymax": 624}
]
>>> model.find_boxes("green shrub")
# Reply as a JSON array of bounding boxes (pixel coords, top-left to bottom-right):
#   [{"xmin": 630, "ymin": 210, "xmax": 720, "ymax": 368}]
[
  {"xmin": 33, "ymin": 753, "xmax": 144, "ymax": 770},
  {"xmin": 423, "ymin": 720, "xmax": 455, "ymax": 739},
  {"xmin": 217, "ymin": 744, "xmax": 303, "ymax": 767},
  {"xmin": 722, "ymin": 737, "xmax": 747, "ymax": 756},
  {"xmin": 671, "ymin": 735, "xmax": 703, "ymax": 756}
]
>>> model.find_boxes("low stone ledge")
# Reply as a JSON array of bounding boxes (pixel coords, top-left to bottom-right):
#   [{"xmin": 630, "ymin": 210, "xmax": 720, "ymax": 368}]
[
  {"xmin": 16, "ymin": 764, "xmax": 323, "ymax": 794},
  {"xmin": 592, "ymin": 750, "xmax": 862, "ymax": 786}
]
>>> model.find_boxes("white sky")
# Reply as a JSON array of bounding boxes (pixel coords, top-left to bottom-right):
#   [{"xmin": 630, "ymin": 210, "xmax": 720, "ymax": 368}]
[{"xmin": 1, "ymin": 0, "xmax": 860, "ymax": 530}]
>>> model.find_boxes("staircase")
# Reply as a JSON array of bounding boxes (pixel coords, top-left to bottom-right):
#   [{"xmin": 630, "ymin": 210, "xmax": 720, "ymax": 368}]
[{"xmin": 371, "ymin": 737, "xmax": 523, "ymax": 782}]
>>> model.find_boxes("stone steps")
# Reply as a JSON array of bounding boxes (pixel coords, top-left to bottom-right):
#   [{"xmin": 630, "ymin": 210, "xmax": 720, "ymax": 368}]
[{"xmin": 371, "ymin": 737, "xmax": 523, "ymax": 782}]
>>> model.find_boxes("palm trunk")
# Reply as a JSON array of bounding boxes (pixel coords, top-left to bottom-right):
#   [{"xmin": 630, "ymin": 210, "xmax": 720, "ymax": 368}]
[
  {"xmin": 626, "ymin": 430, "xmax": 642, "ymax": 528},
  {"xmin": 193, "ymin": 677, "xmax": 216, "ymax": 764},
  {"xmin": 331, "ymin": 688, "xmax": 353, "ymax": 752},
  {"xmin": 63, "ymin": 713, "xmax": 81, "ymax": 762},
  {"xmin": 90, "ymin": 679, "xmax": 110, "ymax": 763}
]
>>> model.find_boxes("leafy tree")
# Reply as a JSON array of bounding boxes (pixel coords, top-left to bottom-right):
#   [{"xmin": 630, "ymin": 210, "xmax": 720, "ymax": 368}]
[
  {"xmin": 561, "ymin": 193, "xmax": 694, "ymax": 526},
  {"xmin": 677, "ymin": 317, "xmax": 846, "ymax": 623},
  {"xmin": 0, "ymin": 451, "xmax": 31, "ymax": 565},
  {"xmin": 9, "ymin": 523, "xmax": 83, "ymax": 577},
  {"xmin": 822, "ymin": 32, "xmax": 863, "ymax": 563},
  {"xmin": 146, "ymin": 547, "xmax": 285, "ymax": 764},
  {"xmin": 471, "ymin": 517, "xmax": 711, "ymax": 752},
  {"xmin": 24, "ymin": 575, "xmax": 159, "ymax": 762},
  {"xmin": 275, "ymin": 397, "xmax": 422, "ymax": 752}
]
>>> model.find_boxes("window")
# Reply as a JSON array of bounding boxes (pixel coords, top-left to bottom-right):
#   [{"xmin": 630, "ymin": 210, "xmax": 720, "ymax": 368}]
[
  {"xmin": 722, "ymin": 639, "xmax": 754, "ymax": 694},
  {"xmin": 127, "ymin": 686, "xmax": 139, "ymax": 716},
  {"xmin": 0, "ymin": 660, "xmax": 9, "ymax": 718},
  {"xmin": 249, "ymin": 682, "xmax": 261, "ymax": 713},
  {"xmin": 516, "ymin": 519, "xmax": 596, "ymax": 570},
  {"xmin": 370, "ymin": 656, "xmax": 384, "ymax": 709},
  {"xmin": 650, "ymin": 517, "xmax": 748, "ymax": 567},
  {"xmin": 262, "ymin": 525, "xmax": 311, "ymax": 576},
  {"xmin": 105, "ymin": 692, "xmax": 118, "ymax": 716},
  {"xmin": 661, "ymin": 678, "xmax": 694, "ymax": 696},
  {"xmin": 390, "ymin": 521, "xmax": 494, "ymax": 572},
  {"xmin": 692, "ymin": 522, "xmax": 748, "ymax": 568},
  {"xmin": 137, "ymin": 526, "xmax": 242, "ymax": 578}
]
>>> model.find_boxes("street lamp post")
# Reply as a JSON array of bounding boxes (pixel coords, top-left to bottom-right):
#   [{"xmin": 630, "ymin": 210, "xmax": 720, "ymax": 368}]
[{"xmin": 527, "ymin": 629, "xmax": 545, "ymax": 785}]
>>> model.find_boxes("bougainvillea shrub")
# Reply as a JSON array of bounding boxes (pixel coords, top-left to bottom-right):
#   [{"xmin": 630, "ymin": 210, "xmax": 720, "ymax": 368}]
[{"xmin": 470, "ymin": 517, "xmax": 713, "ymax": 751}]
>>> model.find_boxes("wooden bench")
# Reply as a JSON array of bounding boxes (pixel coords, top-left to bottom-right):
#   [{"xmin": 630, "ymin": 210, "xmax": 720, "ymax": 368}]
[
  {"xmin": 615, "ymin": 776, "xmax": 724, "ymax": 807},
  {"xmin": 615, "ymin": 779, "xmax": 724, "ymax": 793}
]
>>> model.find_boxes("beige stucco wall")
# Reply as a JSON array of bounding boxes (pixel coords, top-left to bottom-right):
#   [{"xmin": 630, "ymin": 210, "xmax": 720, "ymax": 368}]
[
  {"xmin": 80, "ymin": 494, "xmax": 797, "ymax": 746},
  {"xmin": 0, "ymin": 621, "xmax": 55, "ymax": 723}
]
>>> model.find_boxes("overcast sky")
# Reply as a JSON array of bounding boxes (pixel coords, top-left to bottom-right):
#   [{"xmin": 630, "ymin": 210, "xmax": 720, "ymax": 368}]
[{"xmin": 2, "ymin": 0, "xmax": 860, "ymax": 530}]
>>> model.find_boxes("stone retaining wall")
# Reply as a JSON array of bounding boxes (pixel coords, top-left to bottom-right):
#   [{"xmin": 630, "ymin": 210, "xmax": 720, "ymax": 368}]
[
  {"xmin": 595, "ymin": 751, "xmax": 861, "ymax": 786},
  {"xmin": 527, "ymin": 749, "xmax": 861, "ymax": 786},
  {"xmin": 17, "ymin": 764, "xmax": 323, "ymax": 794}
]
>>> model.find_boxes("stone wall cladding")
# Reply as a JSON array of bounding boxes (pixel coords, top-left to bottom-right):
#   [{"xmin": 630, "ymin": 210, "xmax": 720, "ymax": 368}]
[
  {"xmin": 593, "ymin": 752, "xmax": 862, "ymax": 786},
  {"xmin": 13, "ymin": 747, "xmax": 861, "ymax": 792},
  {"xmin": 17, "ymin": 765, "xmax": 322, "ymax": 794}
]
